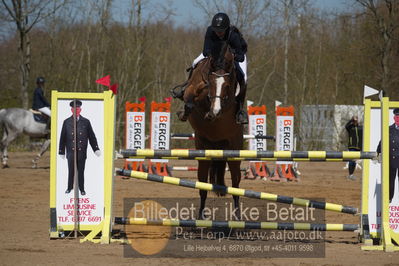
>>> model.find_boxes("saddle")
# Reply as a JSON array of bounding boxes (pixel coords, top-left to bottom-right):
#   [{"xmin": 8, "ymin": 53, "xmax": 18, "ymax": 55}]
[{"xmin": 30, "ymin": 109, "xmax": 49, "ymax": 124}]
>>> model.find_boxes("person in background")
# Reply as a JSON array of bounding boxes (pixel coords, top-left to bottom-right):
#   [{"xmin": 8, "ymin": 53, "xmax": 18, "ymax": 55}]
[
  {"xmin": 32, "ymin": 77, "xmax": 51, "ymax": 117},
  {"xmin": 345, "ymin": 115, "xmax": 363, "ymax": 180}
]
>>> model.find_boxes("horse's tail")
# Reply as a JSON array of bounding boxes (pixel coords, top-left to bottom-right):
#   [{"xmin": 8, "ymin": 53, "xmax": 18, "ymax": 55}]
[
  {"xmin": 0, "ymin": 109, "xmax": 6, "ymax": 150},
  {"xmin": 0, "ymin": 109, "xmax": 6, "ymax": 129},
  {"xmin": 209, "ymin": 160, "xmax": 227, "ymax": 196}
]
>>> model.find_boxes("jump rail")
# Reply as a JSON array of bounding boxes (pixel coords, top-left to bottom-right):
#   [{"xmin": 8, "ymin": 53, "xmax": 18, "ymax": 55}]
[
  {"xmin": 120, "ymin": 149, "xmax": 377, "ymax": 161},
  {"xmin": 171, "ymin": 133, "xmax": 276, "ymax": 140},
  {"xmin": 115, "ymin": 217, "xmax": 359, "ymax": 231},
  {"xmin": 116, "ymin": 169, "xmax": 359, "ymax": 215},
  {"xmin": 119, "ymin": 156, "xmax": 360, "ymax": 162}
]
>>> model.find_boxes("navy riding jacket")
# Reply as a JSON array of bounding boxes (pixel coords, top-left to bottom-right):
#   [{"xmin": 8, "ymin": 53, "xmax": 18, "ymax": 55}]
[
  {"xmin": 32, "ymin": 87, "xmax": 50, "ymax": 110},
  {"xmin": 203, "ymin": 26, "xmax": 248, "ymax": 62}
]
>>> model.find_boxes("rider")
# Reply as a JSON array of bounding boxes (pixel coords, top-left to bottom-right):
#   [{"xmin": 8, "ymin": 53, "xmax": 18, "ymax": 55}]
[
  {"xmin": 32, "ymin": 76, "xmax": 51, "ymax": 117},
  {"xmin": 172, "ymin": 12, "xmax": 248, "ymax": 124}
]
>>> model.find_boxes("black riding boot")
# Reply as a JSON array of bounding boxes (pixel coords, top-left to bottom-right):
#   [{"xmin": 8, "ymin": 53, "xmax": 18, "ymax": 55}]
[
  {"xmin": 171, "ymin": 67, "xmax": 193, "ymax": 100},
  {"xmin": 235, "ymin": 83, "xmax": 248, "ymax": 124}
]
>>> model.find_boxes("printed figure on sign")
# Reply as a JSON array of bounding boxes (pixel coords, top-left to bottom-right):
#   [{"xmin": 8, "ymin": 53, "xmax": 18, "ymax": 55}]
[
  {"xmin": 376, "ymin": 108, "xmax": 399, "ymax": 203},
  {"xmin": 58, "ymin": 100, "xmax": 101, "ymax": 196}
]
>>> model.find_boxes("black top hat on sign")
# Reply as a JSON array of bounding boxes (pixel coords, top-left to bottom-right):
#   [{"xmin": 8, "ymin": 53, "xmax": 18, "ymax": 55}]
[
  {"xmin": 393, "ymin": 108, "xmax": 399, "ymax": 115},
  {"xmin": 69, "ymin": 100, "xmax": 82, "ymax": 107}
]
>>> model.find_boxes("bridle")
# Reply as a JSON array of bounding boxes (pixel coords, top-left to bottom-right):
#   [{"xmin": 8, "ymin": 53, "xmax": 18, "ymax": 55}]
[
  {"xmin": 205, "ymin": 44, "xmax": 235, "ymax": 105},
  {"xmin": 211, "ymin": 72, "xmax": 230, "ymax": 77},
  {"xmin": 207, "ymin": 71, "xmax": 232, "ymax": 102}
]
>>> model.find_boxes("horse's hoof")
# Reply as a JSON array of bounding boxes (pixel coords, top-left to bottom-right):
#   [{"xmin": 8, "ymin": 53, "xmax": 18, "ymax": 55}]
[
  {"xmin": 32, "ymin": 164, "xmax": 37, "ymax": 169},
  {"xmin": 2, "ymin": 164, "xmax": 9, "ymax": 169},
  {"xmin": 234, "ymin": 214, "xmax": 242, "ymax": 221},
  {"xmin": 198, "ymin": 214, "xmax": 207, "ymax": 220},
  {"xmin": 170, "ymin": 88, "xmax": 184, "ymax": 100},
  {"xmin": 198, "ymin": 212, "xmax": 208, "ymax": 220}
]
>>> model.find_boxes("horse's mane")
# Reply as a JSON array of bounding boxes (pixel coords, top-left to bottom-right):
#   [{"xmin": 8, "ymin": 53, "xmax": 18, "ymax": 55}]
[{"xmin": 210, "ymin": 41, "xmax": 233, "ymax": 71}]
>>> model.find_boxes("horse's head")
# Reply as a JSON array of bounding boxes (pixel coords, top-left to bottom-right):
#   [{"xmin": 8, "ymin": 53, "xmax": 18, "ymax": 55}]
[{"xmin": 205, "ymin": 41, "xmax": 236, "ymax": 121}]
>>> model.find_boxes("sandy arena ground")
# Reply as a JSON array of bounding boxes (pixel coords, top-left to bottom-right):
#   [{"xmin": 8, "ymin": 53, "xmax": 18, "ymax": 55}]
[{"xmin": 1, "ymin": 152, "xmax": 399, "ymax": 265}]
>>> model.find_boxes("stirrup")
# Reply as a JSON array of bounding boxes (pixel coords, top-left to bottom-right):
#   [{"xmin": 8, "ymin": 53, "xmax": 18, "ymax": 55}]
[
  {"xmin": 170, "ymin": 82, "xmax": 187, "ymax": 100},
  {"xmin": 171, "ymin": 66, "xmax": 194, "ymax": 99}
]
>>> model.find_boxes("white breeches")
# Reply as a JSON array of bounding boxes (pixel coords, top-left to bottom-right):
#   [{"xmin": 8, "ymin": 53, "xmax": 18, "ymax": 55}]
[
  {"xmin": 239, "ymin": 55, "xmax": 247, "ymax": 82},
  {"xmin": 38, "ymin": 107, "xmax": 51, "ymax": 117},
  {"xmin": 192, "ymin": 53, "xmax": 206, "ymax": 68}
]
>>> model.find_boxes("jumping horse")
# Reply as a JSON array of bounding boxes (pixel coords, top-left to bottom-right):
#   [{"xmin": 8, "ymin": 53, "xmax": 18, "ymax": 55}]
[
  {"xmin": 177, "ymin": 41, "xmax": 244, "ymax": 219},
  {"xmin": 0, "ymin": 108, "xmax": 50, "ymax": 168}
]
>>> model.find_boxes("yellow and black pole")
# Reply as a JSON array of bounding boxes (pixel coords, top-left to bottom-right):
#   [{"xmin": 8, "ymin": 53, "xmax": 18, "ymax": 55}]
[
  {"xmin": 117, "ymin": 169, "xmax": 358, "ymax": 215},
  {"xmin": 120, "ymin": 149, "xmax": 377, "ymax": 161},
  {"xmin": 114, "ymin": 217, "xmax": 359, "ymax": 231}
]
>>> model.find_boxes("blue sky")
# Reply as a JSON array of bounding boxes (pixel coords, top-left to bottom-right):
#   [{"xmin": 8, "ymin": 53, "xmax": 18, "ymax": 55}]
[
  {"xmin": 0, "ymin": 0, "xmax": 350, "ymax": 40},
  {"xmin": 112, "ymin": 0, "xmax": 205, "ymax": 27},
  {"xmin": 169, "ymin": 0, "xmax": 347, "ymax": 24},
  {"xmin": 112, "ymin": 0, "xmax": 349, "ymax": 27}
]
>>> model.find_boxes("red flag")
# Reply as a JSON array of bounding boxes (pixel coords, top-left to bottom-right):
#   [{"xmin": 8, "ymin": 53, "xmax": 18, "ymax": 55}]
[
  {"xmin": 96, "ymin": 75, "xmax": 111, "ymax": 87},
  {"xmin": 110, "ymin": 83, "xmax": 118, "ymax": 95},
  {"xmin": 138, "ymin": 96, "xmax": 146, "ymax": 102},
  {"xmin": 164, "ymin": 97, "xmax": 172, "ymax": 103}
]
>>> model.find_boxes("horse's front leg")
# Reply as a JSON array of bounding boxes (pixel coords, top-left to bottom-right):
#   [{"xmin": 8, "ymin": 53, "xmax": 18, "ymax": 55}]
[
  {"xmin": 176, "ymin": 84, "xmax": 197, "ymax": 122},
  {"xmin": 228, "ymin": 161, "xmax": 242, "ymax": 220},
  {"xmin": 197, "ymin": 160, "xmax": 211, "ymax": 220},
  {"xmin": 32, "ymin": 139, "xmax": 51, "ymax": 168},
  {"xmin": 177, "ymin": 81, "xmax": 208, "ymax": 122},
  {"xmin": 177, "ymin": 102, "xmax": 194, "ymax": 122}
]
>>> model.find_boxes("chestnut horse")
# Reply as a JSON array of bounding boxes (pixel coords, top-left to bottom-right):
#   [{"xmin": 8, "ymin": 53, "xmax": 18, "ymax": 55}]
[{"xmin": 179, "ymin": 41, "xmax": 244, "ymax": 219}]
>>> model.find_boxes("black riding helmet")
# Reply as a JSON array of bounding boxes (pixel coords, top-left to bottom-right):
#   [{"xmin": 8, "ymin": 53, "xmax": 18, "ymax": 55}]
[
  {"xmin": 211, "ymin": 13, "xmax": 230, "ymax": 32},
  {"xmin": 36, "ymin": 77, "xmax": 45, "ymax": 84}
]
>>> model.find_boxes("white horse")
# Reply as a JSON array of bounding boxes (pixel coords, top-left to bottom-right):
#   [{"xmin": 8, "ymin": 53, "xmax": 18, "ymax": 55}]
[{"xmin": 0, "ymin": 108, "xmax": 50, "ymax": 168}]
